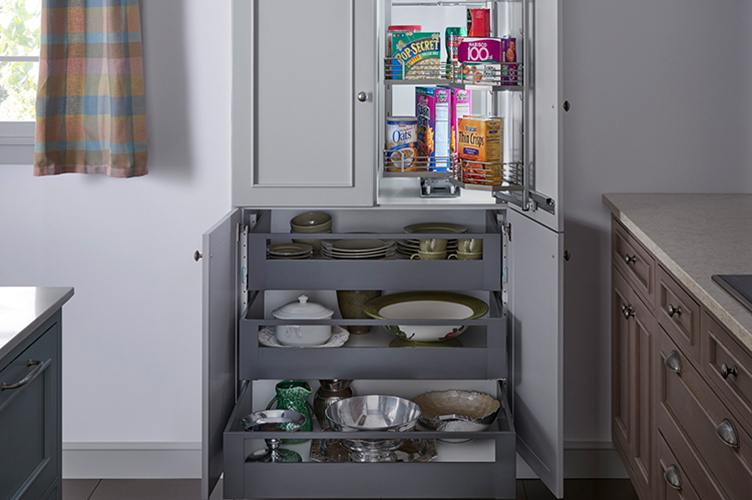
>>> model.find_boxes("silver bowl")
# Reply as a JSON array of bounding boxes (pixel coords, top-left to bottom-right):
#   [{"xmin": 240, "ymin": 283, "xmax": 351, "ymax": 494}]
[
  {"xmin": 240, "ymin": 409, "xmax": 307, "ymax": 463},
  {"xmin": 412, "ymin": 390, "xmax": 500, "ymax": 433},
  {"xmin": 325, "ymin": 395, "xmax": 421, "ymax": 462}
]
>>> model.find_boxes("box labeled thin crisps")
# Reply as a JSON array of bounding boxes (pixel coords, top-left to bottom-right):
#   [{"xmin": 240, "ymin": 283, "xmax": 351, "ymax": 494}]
[
  {"xmin": 416, "ymin": 87, "xmax": 451, "ymax": 171},
  {"xmin": 458, "ymin": 116, "xmax": 503, "ymax": 185},
  {"xmin": 391, "ymin": 32, "xmax": 441, "ymax": 80}
]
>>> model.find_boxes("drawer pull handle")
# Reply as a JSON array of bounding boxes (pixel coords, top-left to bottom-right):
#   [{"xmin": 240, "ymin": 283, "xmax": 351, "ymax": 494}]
[
  {"xmin": 624, "ymin": 253, "xmax": 637, "ymax": 264},
  {"xmin": 665, "ymin": 351, "xmax": 683, "ymax": 374},
  {"xmin": 664, "ymin": 464, "xmax": 682, "ymax": 490},
  {"xmin": 621, "ymin": 304, "xmax": 635, "ymax": 319},
  {"xmin": 663, "ymin": 464, "xmax": 681, "ymax": 490},
  {"xmin": 721, "ymin": 363, "xmax": 738, "ymax": 379},
  {"xmin": 667, "ymin": 304, "xmax": 682, "ymax": 318},
  {"xmin": 0, "ymin": 360, "xmax": 43, "ymax": 391},
  {"xmin": 716, "ymin": 419, "xmax": 740, "ymax": 448}
]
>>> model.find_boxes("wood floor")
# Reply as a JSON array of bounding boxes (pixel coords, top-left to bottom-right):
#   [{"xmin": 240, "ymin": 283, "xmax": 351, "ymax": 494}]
[{"xmin": 63, "ymin": 478, "xmax": 639, "ymax": 500}]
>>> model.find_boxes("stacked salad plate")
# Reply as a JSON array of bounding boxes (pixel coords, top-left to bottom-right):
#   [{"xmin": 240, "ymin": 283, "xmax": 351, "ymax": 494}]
[
  {"xmin": 396, "ymin": 223, "xmax": 467, "ymax": 257},
  {"xmin": 266, "ymin": 243, "xmax": 314, "ymax": 260},
  {"xmin": 321, "ymin": 239, "xmax": 397, "ymax": 260}
]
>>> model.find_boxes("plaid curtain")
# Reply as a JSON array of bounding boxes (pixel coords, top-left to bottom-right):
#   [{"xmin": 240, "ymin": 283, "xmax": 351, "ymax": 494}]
[{"xmin": 34, "ymin": 0, "xmax": 147, "ymax": 177}]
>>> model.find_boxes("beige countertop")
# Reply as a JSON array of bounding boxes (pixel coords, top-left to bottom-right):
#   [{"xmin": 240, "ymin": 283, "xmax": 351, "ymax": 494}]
[
  {"xmin": 603, "ymin": 194, "xmax": 752, "ymax": 352},
  {"xmin": 0, "ymin": 287, "xmax": 74, "ymax": 360}
]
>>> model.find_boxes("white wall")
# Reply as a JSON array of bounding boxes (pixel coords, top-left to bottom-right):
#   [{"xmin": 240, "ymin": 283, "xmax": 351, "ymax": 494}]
[
  {"xmin": 0, "ymin": 0, "xmax": 231, "ymax": 475},
  {"xmin": 2, "ymin": 0, "xmax": 751, "ymax": 479},
  {"xmin": 562, "ymin": 0, "xmax": 752, "ymax": 442}
]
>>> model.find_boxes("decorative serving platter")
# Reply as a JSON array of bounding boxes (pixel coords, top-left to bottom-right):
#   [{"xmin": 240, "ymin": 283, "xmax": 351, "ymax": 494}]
[{"xmin": 258, "ymin": 326, "xmax": 349, "ymax": 348}]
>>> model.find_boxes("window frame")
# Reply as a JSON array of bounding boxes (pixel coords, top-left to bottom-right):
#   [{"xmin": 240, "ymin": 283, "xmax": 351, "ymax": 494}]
[{"xmin": 0, "ymin": 12, "xmax": 41, "ymax": 163}]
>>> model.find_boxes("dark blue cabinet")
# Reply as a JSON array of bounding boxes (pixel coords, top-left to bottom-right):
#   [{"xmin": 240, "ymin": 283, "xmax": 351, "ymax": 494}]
[{"xmin": 0, "ymin": 312, "xmax": 61, "ymax": 500}]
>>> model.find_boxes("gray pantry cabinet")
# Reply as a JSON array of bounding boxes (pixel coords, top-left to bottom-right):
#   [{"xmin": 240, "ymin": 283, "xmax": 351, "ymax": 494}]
[{"xmin": 203, "ymin": 0, "xmax": 563, "ymax": 498}]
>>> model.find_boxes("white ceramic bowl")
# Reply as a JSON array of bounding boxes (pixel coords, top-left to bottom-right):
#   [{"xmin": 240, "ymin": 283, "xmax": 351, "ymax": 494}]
[{"xmin": 363, "ymin": 292, "xmax": 488, "ymax": 343}]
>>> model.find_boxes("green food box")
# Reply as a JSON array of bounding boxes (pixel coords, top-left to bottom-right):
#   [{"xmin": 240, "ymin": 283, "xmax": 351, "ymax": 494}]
[{"xmin": 391, "ymin": 32, "xmax": 441, "ymax": 80}]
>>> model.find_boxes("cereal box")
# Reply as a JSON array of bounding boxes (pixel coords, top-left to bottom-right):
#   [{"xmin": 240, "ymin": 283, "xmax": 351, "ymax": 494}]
[
  {"xmin": 391, "ymin": 32, "xmax": 441, "ymax": 80},
  {"xmin": 442, "ymin": 87, "xmax": 472, "ymax": 157},
  {"xmin": 416, "ymin": 87, "xmax": 451, "ymax": 171},
  {"xmin": 457, "ymin": 116, "xmax": 503, "ymax": 185}
]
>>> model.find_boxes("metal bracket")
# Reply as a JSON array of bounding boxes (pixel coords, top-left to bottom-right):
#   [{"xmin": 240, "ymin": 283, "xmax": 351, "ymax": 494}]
[
  {"xmin": 240, "ymin": 224, "xmax": 250, "ymax": 310},
  {"xmin": 420, "ymin": 177, "xmax": 460, "ymax": 198}
]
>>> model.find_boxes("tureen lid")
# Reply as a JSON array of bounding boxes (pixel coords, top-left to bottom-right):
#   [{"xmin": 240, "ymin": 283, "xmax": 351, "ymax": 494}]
[{"xmin": 272, "ymin": 295, "xmax": 334, "ymax": 320}]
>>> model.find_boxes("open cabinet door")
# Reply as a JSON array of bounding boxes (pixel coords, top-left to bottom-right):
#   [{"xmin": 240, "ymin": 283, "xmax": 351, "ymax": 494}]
[
  {"xmin": 201, "ymin": 209, "xmax": 242, "ymax": 500},
  {"xmin": 511, "ymin": 0, "xmax": 562, "ymax": 232},
  {"xmin": 508, "ymin": 208, "xmax": 564, "ymax": 498}
]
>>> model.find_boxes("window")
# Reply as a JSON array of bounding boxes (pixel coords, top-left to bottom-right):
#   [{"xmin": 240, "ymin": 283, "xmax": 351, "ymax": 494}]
[{"xmin": 0, "ymin": 0, "xmax": 40, "ymax": 161}]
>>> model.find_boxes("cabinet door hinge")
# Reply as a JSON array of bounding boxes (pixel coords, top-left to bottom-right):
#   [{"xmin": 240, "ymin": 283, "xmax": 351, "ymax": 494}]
[{"xmin": 502, "ymin": 222, "xmax": 511, "ymax": 241}]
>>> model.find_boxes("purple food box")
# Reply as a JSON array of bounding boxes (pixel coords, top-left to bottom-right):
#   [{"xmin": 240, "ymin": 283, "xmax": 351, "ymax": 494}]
[
  {"xmin": 416, "ymin": 87, "xmax": 451, "ymax": 171},
  {"xmin": 502, "ymin": 36, "xmax": 518, "ymax": 85},
  {"xmin": 458, "ymin": 37, "xmax": 502, "ymax": 85}
]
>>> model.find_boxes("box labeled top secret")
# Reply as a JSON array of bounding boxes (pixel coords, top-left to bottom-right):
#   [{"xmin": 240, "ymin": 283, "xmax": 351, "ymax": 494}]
[{"xmin": 391, "ymin": 32, "xmax": 441, "ymax": 80}]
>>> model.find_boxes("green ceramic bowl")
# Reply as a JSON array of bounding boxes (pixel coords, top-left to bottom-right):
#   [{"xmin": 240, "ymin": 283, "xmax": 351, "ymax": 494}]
[{"xmin": 364, "ymin": 291, "xmax": 488, "ymax": 342}]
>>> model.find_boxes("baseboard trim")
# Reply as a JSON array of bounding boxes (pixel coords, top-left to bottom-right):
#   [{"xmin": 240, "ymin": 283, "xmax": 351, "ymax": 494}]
[
  {"xmin": 63, "ymin": 442, "xmax": 202, "ymax": 479},
  {"xmin": 62, "ymin": 440, "xmax": 628, "ymax": 479}
]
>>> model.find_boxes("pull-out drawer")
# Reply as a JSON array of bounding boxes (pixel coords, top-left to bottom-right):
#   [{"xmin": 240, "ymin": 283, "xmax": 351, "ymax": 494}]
[
  {"xmin": 657, "ymin": 266, "xmax": 701, "ymax": 363},
  {"xmin": 655, "ymin": 325, "xmax": 752, "ymax": 499},
  {"xmin": 612, "ymin": 218, "xmax": 656, "ymax": 308},
  {"xmin": 222, "ymin": 380, "xmax": 516, "ymax": 499},
  {"xmin": 656, "ymin": 432, "xmax": 702, "ymax": 500},
  {"xmin": 702, "ymin": 310, "xmax": 752, "ymax": 431}
]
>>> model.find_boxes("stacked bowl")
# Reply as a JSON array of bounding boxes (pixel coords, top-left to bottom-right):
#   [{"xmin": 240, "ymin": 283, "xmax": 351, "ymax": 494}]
[
  {"xmin": 290, "ymin": 212, "xmax": 332, "ymax": 254},
  {"xmin": 266, "ymin": 243, "xmax": 314, "ymax": 260},
  {"xmin": 396, "ymin": 222, "xmax": 467, "ymax": 257}
]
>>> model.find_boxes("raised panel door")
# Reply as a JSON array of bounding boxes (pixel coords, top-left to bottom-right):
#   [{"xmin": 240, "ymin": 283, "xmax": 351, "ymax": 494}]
[{"xmin": 232, "ymin": 0, "xmax": 376, "ymax": 207}]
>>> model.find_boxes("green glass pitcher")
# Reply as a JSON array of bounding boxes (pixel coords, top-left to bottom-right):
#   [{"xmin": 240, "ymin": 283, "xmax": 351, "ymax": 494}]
[{"xmin": 266, "ymin": 380, "xmax": 313, "ymax": 443}]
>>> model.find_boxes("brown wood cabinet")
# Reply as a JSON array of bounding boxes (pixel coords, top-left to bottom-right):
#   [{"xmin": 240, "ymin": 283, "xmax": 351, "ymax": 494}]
[{"xmin": 611, "ymin": 217, "xmax": 752, "ymax": 500}]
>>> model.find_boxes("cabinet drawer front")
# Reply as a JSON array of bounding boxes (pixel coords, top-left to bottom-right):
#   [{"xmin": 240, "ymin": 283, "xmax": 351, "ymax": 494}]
[
  {"xmin": 656, "ymin": 326, "xmax": 752, "ymax": 499},
  {"xmin": 0, "ymin": 324, "xmax": 58, "ymax": 500},
  {"xmin": 657, "ymin": 266, "xmax": 701, "ymax": 363},
  {"xmin": 656, "ymin": 432, "xmax": 702, "ymax": 500},
  {"xmin": 702, "ymin": 310, "xmax": 752, "ymax": 430},
  {"xmin": 657, "ymin": 386, "xmax": 726, "ymax": 500},
  {"xmin": 613, "ymin": 218, "xmax": 655, "ymax": 306}
]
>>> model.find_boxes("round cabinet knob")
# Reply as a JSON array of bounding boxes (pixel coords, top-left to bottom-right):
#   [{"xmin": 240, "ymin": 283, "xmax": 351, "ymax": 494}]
[
  {"xmin": 667, "ymin": 304, "xmax": 682, "ymax": 318},
  {"xmin": 716, "ymin": 418, "xmax": 740, "ymax": 448},
  {"xmin": 624, "ymin": 254, "xmax": 637, "ymax": 264},
  {"xmin": 621, "ymin": 304, "xmax": 635, "ymax": 319},
  {"xmin": 194, "ymin": 251, "xmax": 203, "ymax": 262},
  {"xmin": 664, "ymin": 350, "xmax": 683, "ymax": 374},
  {"xmin": 357, "ymin": 92, "xmax": 368, "ymax": 102},
  {"xmin": 721, "ymin": 363, "xmax": 738, "ymax": 379},
  {"xmin": 664, "ymin": 464, "xmax": 682, "ymax": 490}
]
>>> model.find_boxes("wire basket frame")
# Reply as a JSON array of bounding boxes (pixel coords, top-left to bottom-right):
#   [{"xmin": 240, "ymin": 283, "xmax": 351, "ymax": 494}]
[{"xmin": 452, "ymin": 159, "xmax": 525, "ymax": 190}]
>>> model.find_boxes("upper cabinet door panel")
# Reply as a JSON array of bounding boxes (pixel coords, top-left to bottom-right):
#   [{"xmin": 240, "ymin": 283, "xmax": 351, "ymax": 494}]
[
  {"xmin": 512, "ymin": 0, "xmax": 562, "ymax": 232},
  {"xmin": 232, "ymin": 0, "xmax": 376, "ymax": 207}
]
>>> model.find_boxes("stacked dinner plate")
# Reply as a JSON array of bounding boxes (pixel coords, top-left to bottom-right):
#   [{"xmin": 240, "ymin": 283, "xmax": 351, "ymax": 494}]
[
  {"xmin": 396, "ymin": 223, "xmax": 468, "ymax": 257},
  {"xmin": 321, "ymin": 239, "xmax": 397, "ymax": 260},
  {"xmin": 267, "ymin": 243, "xmax": 314, "ymax": 260}
]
